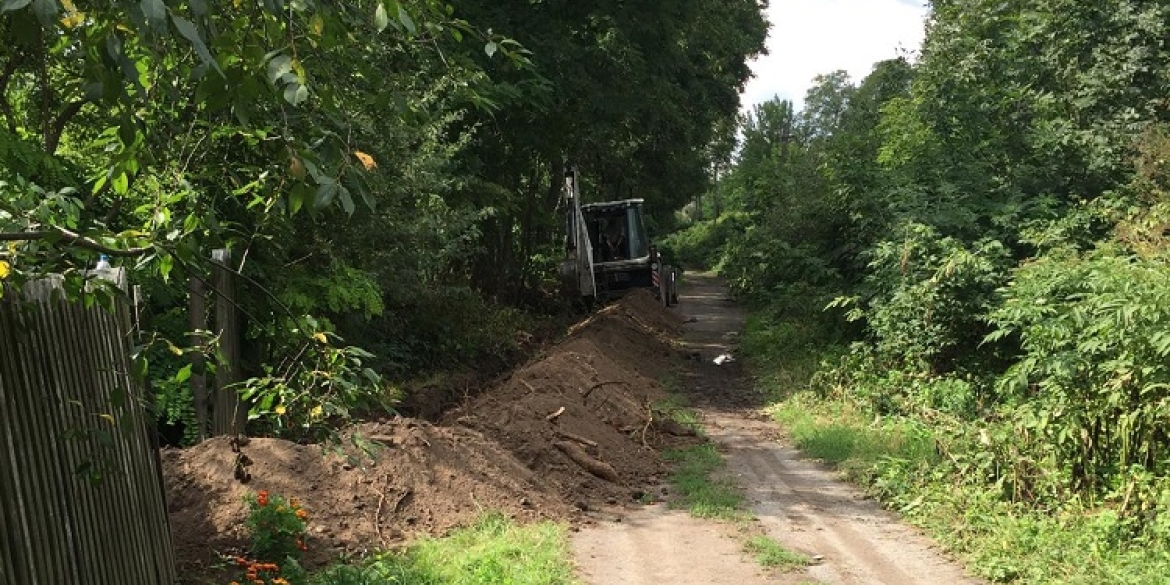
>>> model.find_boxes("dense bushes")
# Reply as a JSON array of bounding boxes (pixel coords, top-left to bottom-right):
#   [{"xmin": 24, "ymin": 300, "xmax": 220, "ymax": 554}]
[{"xmin": 659, "ymin": 212, "xmax": 748, "ymax": 271}]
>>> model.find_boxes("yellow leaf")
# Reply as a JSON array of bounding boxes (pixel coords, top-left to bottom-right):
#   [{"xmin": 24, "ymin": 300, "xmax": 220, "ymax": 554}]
[
  {"xmin": 353, "ymin": 150, "xmax": 377, "ymax": 171},
  {"xmin": 59, "ymin": 0, "xmax": 84, "ymax": 28},
  {"xmin": 275, "ymin": 405, "xmax": 287, "ymax": 415},
  {"xmin": 310, "ymin": 14, "xmax": 324, "ymax": 36},
  {"xmin": 99, "ymin": 413, "xmax": 116, "ymax": 425},
  {"xmin": 168, "ymin": 342, "xmax": 183, "ymax": 356},
  {"xmin": 313, "ymin": 332, "xmax": 327, "ymax": 344},
  {"xmin": 311, "ymin": 405, "xmax": 324, "ymax": 418},
  {"xmin": 0, "ymin": 261, "xmax": 9, "ymax": 280}
]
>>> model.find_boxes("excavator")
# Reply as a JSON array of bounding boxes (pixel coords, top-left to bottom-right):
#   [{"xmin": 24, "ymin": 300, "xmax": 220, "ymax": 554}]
[{"xmin": 560, "ymin": 165, "xmax": 678, "ymax": 306}]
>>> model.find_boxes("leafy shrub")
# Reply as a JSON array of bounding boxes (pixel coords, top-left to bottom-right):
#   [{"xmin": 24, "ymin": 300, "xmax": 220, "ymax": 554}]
[
  {"xmin": 244, "ymin": 490, "xmax": 310, "ymax": 563},
  {"xmin": 238, "ymin": 325, "xmax": 392, "ymax": 443},
  {"xmin": 838, "ymin": 222, "xmax": 1010, "ymax": 374},
  {"xmin": 660, "ymin": 212, "xmax": 748, "ymax": 270},
  {"xmin": 721, "ymin": 224, "xmax": 842, "ymax": 304},
  {"xmin": 988, "ymin": 245, "xmax": 1170, "ymax": 502},
  {"xmin": 228, "ymin": 491, "xmax": 310, "ymax": 585}
]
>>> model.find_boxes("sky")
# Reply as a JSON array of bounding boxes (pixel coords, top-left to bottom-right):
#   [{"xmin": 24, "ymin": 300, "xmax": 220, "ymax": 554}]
[{"xmin": 740, "ymin": 0, "xmax": 931, "ymax": 114}]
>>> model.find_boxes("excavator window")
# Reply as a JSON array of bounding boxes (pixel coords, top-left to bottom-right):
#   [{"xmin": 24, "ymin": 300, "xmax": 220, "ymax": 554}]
[{"xmin": 584, "ymin": 205, "xmax": 649, "ymax": 262}]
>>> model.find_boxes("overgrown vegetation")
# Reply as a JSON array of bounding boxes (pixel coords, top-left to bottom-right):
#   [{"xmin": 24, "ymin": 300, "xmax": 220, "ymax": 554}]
[{"xmin": 696, "ymin": 2, "xmax": 1170, "ymax": 580}]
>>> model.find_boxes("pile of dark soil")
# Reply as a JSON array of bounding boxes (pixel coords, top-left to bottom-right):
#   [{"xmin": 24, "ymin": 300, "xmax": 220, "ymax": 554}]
[{"xmin": 163, "ymin": 289, "xmax": 693, "ymax": 580}]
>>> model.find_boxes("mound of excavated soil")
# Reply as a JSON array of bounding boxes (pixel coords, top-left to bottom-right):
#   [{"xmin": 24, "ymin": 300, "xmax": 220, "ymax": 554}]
[{"xmin": 163, "ymin": 289, "xmax": 690, "ymax": 580}]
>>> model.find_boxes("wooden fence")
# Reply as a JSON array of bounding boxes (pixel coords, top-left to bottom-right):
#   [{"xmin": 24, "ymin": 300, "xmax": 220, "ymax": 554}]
[{"xmin": 0, "ymin": 273, "xmax": 175, "ymax": 584}]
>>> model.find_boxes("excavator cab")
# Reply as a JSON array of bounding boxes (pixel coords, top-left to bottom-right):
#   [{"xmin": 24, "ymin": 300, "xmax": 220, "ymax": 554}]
[
  {"xmin": 560, "ymin": 165, "xmax": 677, "ymax": 305},
  {"xmin": 582, "ymin": 200, "xmax": 652, "ymax": 292}
]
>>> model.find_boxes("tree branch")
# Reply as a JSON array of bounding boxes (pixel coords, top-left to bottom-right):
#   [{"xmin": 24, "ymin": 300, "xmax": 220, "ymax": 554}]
[
  {"xmin": 0, "ymin": 228, "xmax": 151, "ymax": 257},
  {"xmin": 46, "ymin": 99, "xmax": 88, "ymax": 155},
  {"xmin": 0, "ymin": 54, "xmax": 18, "ymax": 135},
  {"xmin": 37, "ymin": 34, "xmax": 53, "ymax": 153}
]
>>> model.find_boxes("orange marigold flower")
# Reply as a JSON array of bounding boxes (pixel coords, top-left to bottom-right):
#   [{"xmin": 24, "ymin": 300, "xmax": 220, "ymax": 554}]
[
  {"xmin": 290, "ymin": 498, "xmax": 300, "ymax": 508},
  {"xmin": 234, "ymin": 556, "xmax": 249, "ymax": 567},
  {"xmin": 257, "ymin": 491, "xmax": 269, "ymax": 506},
  {"xmin": 272, "ymin": 579, "xmax": 290, "ymax": 585},
  {"xmin": 296, "ymin": 509, "xmax": 308, "ymax": 520}
]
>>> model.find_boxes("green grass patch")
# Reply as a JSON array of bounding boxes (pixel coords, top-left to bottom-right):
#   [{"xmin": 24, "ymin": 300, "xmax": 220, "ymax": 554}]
[
  {"xmin": 663, "ymin": 443, "xmax": 748, "ymax": 520},
  {"xmin": 311, "ymin": 512, "xmax": 576, "ymax": 585},
  {"xmin": 744, "ymin": 535, "xmax": 810, "ymax": 570},
  {"xmin": 654, "ymin": 394, "xmax": 703, "ymax": 433},
  {"xmin": 766, "ymin": 393, "xmax": 937, "ymax": 483}
]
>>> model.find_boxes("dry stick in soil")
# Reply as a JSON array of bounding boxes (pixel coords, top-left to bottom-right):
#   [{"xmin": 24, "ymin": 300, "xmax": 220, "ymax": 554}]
[
  {"xmin": 640, "ymin": 401, "xmax": 655, "ymax": 448},
  {"xmin": 546, "ymin": 407, "xmax": 566, "ymax": 422},
  {"xmin": 554, "ymin": 430, "xmax": 598, "ymax": 448},
  {"xmin": 554, "ymin": 441, "xmax": 620, "ymax": 483},
  {"xmin": 581, "ymin": 381, "xmax": 628, "ymax": 402}
]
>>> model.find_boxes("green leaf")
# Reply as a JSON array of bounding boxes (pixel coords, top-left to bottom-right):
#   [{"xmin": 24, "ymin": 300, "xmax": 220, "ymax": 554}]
[
  {"xmin": 0, "ymin": 0, "xmax": 32, "ymax": 13},
  {"xmin": 157, "ymin": 253, "xmax": 174, "ymax": 281},
  {"xmin": 397, "ymin": 4, "xmax": 415, "ymax": 34},
  {"xmin": 315, "ymin": 178, "xmax": 338, "ymax": 209},
  {"xmin": 288, "ymin": 184, "xmax": 307, "ymax": 214},
  {"xmin": 140, "ymin": 0, "xmax": 166, "ymax": 27},
  {"xmin": 170, "ymin": 14, "xmax": 223, "ymax": 75},
  {"xmin": 283, "ymin": 82, "xmax": 308, "ymax": 106},
  {"xmin": 175, "ymin": 364, "xmax": 193, "ymax": 384},
  {"xmin": 266, "ymin": 55, "xmax": 293, "ymax": 85},
  {"xmin": 374, "ymin": 2, "xmax": 389, "ymax": 32},
  {"xmin": 338, "ymin": 185, "xmax": 355, "ymax": 216}
]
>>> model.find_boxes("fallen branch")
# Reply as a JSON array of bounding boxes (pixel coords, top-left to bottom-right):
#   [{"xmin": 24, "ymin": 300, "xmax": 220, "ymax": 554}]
[
  {"xmin": 581, "ymin": 380, "xmax": 628, "ymax": 401},
  {"xmin": 554, "ymin": 430, "xmax": 598, "ymax": 448},
  {"xmin": 554, "ymin": 440, "xmax": 619, "ymax": 483}
]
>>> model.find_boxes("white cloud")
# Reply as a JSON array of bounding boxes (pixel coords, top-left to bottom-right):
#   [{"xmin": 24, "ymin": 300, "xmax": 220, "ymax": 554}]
[{"xmin": 740, "ymin": 0, "xmax": 930, "ymax": 113}]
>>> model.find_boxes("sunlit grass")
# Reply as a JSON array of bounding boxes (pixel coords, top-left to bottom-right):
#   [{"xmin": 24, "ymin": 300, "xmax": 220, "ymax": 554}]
[
  {"xmin": 311, "ymin": 512, "xmax": 576, "ymax": 585},
  {"xmin": 663, "ymin": 443, "xmax": 748, "ymax": 520},
  {"xmin": 744, "ymin": 535, "xmax": 810, "ymax": 570}
]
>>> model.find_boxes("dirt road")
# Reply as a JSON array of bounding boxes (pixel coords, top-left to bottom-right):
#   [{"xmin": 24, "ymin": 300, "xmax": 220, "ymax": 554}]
[{"xmin": 571, "ymin": 273, "xmax": 982, "ymax": 585}]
